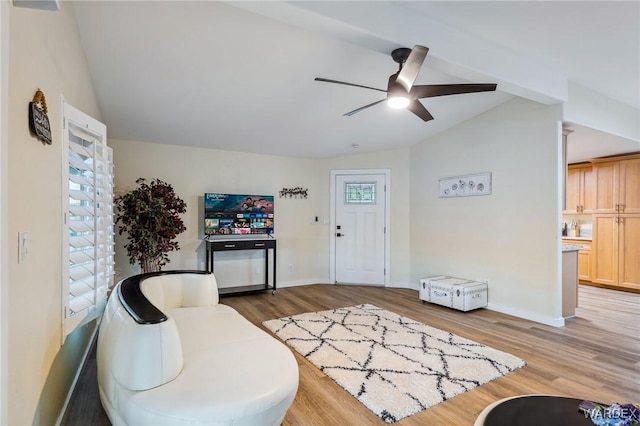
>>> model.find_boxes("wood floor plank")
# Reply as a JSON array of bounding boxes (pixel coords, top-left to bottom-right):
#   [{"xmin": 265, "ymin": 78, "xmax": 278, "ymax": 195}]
[{"xmin": 61, "ymin": 284, "xmax": 640, "ymax": 425}]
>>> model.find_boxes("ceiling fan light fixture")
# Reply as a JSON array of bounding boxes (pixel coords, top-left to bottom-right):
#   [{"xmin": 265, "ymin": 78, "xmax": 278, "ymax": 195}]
[
  {"xmin": 387, "ymin": 95, "xmax": 410, "ymax": 109},
  {"xmin": 387, "ymin": 79, "xmax": 410, "ymax": 109}
]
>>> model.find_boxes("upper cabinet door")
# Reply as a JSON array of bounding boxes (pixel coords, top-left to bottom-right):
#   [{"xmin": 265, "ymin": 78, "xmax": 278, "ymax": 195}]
[
  {"xmin": 581, "ymin": 166, "xmax": 595, "ymax": 213},
  {"xmin": 564, "ymin": 164, "xmax": 594, "ymax": 214},
  {"xmin": 619, "ymin": 158, "xmax": 640, "ymax": 214},
  {"xmin": 565, "ymin": 166, "xmax": 582, "ymax": 214},
  {"xmin": 593, "ymin": 161, "xmax": 619, "ymax": 213}
]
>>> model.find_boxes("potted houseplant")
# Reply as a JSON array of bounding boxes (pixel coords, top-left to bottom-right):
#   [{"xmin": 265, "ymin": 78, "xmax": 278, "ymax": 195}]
[{"xmin": 114, "ymin": 178, "xmax": 187, "ymax": 273}]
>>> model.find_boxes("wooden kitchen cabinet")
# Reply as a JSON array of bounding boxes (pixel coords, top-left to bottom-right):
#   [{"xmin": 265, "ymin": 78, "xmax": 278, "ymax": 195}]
[
  {"xmin": 591, "ymin": 213, "xmax": 640, "ymax": 290},
  {"xmin": 592, "ymin": 155, "xmax": 640, "ymax": 214},
  {"xmin": 619, "ymin": 158, "xmax": 640, "ymax": 214},
  {"xmin": 591, "ymin": 154, "xmax": 640, "ymax": 291},
  {"xmin": 564, "ymin": 164, "xmax": 594, "ymax": 214},
  {"xmin": 618, "ymin": 214, "xmax": 640, "ymax": 290},
  {"xmin": 591, "ymin": 214, "xmax": 617, "ymax": 286},
  {"xmin": 563, "ymin": 239, "xmax": 591, "ymax": 282},
  {"xmin": 578, "ymin": 250, "xmax": 591, "ymax": 282},
  {"xmin": 593, "ymin": 161, "xmax": 618, "ymax": 213}
]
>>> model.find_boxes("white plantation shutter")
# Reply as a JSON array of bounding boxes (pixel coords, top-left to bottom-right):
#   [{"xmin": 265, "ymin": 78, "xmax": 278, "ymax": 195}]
[{"xmin": 62, "ymin": 103, "xmax": 114, "ymax": 338}]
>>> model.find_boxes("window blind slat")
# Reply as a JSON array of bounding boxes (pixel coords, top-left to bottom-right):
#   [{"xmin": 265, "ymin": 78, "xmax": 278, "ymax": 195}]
[
  {"xmin": 69, "ymin": 220, "xmax": 94, "ymax": 233},
  {"xmin": 69, "ymin": 273, "xmax": 95, "ymax": 288},
  {"xmin": 69, "ymin": 188, "xmax": 95, "ymax": 202},
  {"xmin": 69, "ymin": 235, "xmax": 94, "ymax": 249},
  {"xmin": 69, "ymin": 173, "xmax": 93, "ymax": 187},
  {"xmin": 69, "ymin": 264, "xmax": 94, "ymax": 282},
  {"xmin": 69, "ymin": 249, "xmax": 94, "ymax": 265},
  {"xmin": 68, "ymin": 139, "xmax": 93, "ymax": 157},
  {"xmin": 69, "ymin": 280, "xmax": 94, "ymax": 297},
  {"xmin": 69, "ymin": 296, "xmax": 94, "ymax": 315},
  {"xmin": 69, "ymin": 205, "xmax": 94, "ymax": 217},
  {"xmin": 68, "ymin": 156, "xmax": 93, "ymax": 173}
]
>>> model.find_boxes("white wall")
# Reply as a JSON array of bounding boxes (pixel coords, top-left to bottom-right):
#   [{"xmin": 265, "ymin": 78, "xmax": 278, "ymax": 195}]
[
  {"xmin": 564, "ymin": 81, "xmax": 640, "ymax": 142},
  {"xmin": 7, "ymin": 3, "xmax": 103, "ymax": 424},
  {"xmin": 410, "ymin": 98, "xmax": 565, "ymax": 325},
  {"xmin": 109, "ymin": 139, "xmax": 327, "ymax": 287}
]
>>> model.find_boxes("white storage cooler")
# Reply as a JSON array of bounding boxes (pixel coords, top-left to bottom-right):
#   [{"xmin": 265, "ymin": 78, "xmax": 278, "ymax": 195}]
[{"xmin": 420, "ymin": 276, "xmax": 488, "ymax": 312}]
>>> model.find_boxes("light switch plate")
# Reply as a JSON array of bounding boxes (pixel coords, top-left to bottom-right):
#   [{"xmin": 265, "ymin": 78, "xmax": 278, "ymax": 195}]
[{"xmin": 18, "ymin": 231, "xmax": 29, "ymax": 263}]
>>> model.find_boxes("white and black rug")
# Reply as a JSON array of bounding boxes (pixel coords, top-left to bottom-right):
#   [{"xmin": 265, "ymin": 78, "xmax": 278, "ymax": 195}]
[{"xmin": 263, "ymin": 304, "xmax": 526, "ymax": 423}]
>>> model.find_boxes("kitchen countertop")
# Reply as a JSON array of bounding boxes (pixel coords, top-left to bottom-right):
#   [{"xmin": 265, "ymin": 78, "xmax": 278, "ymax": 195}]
[
  {"xmin": 562, "ymin": 236, "xmax": 592, "ymax": 241},
  {"xmin": 562, "ymin": 244, "xmax": 584, "ymax": 252}
]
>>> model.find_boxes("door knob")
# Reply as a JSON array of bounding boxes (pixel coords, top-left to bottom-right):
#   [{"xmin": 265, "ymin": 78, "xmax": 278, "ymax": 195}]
[{"xmin": 336, "ymin": 233, "xmax": 344, "ymax": 237}]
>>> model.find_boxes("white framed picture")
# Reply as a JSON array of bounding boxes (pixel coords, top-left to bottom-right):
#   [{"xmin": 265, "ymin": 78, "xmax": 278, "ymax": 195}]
[{"xmin": 439, "ymin": 172, "xmax": 492, "ymax": 198}]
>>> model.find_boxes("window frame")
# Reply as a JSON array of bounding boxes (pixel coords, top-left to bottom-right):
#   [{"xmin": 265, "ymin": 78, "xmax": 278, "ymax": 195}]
[{"xmin": 61, "ymin": 102, "xmax": 114, "ymax": 340}]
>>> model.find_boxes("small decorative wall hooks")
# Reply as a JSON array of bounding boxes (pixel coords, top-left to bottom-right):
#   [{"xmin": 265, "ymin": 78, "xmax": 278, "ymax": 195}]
[
  {"xmin": 28, "ymin": 89, "xmax": 52, "ymax": 145},
  {"xmin": 279, "ymin": 187, "xmax": 308, "ymax": 199}
]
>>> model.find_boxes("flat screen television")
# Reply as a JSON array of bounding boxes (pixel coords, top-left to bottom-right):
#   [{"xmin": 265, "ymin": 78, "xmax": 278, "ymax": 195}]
[{"xmin": 204, "ymin": 193, "xmax": 274, "ymax": 237}]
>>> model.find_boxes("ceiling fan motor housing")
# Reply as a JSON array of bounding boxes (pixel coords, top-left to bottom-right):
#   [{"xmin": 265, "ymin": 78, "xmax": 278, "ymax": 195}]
[{"xmin": 391, "ymin": 47, "xmax": 412, "ymax": 65}]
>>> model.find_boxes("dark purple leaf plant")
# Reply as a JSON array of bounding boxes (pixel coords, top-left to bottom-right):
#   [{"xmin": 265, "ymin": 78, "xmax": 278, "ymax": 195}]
[{"xmin": 114, "ymin": 178, "xmax": 187, "ymax": 273}]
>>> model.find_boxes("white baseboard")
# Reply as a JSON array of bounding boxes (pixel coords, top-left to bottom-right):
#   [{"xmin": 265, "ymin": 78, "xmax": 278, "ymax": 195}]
[
  {"xmin": 278, "ymin": 280, "xmax": 420, "ymax": 291},
  {"xmin": 277, "ymin": 281, "xmax": 422, "ymax": 290},
  {"xmin": 487, "ymin": 303, "xmax": 566, "ymax": 327},
  {"xmin": 387, "ymin": 281, "xmax": 419, "ymax": 290},
  {"xmin": 277, "ymin": 279, "xmax": 329, "ymax": 289}
]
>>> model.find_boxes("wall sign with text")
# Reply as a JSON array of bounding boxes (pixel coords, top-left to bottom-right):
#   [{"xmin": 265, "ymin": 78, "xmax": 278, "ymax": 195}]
[{"xmin": 28, "ymin": 89, "xmax": 52, "ymax": 145}]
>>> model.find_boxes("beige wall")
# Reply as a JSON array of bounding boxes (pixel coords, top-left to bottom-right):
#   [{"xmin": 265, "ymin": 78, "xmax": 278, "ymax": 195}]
[
  {"xmin": 7, "ymin": 2, "xmax": 103, "ymax": 425},
  {"xmin": 109, "ymin": 140, "xmax": 414, "ymax": 289},
  {"xmin": 320, "ymin": 148, "xmax": 412, "ymax": 286},
  {"xmin": 1, "ymin": 1, "xmax": 10, "ymax": 423},
  {"xmin": 410, "ymin": 97, "xmax": 564, "ymax": 324},
  {"xmin": 109, "ymin": 139, "xmax": 327, "ymax": 286}
]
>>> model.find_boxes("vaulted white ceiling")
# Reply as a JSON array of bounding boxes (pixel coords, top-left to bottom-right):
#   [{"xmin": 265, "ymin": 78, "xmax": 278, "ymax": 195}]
[{"xmin": 72, "ymin": 1, "xmax": 639, "ymax": 160}]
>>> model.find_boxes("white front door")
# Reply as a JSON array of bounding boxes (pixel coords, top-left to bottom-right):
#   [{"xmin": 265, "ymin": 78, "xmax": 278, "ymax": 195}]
[{"xmin": 334, "ymin": 173, "xmax": 387, "ymax": 285}]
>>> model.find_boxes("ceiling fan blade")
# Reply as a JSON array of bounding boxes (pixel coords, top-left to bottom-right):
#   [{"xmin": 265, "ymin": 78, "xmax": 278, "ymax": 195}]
[
  {"xmin": 395, "ymin": 45, "xmax": 429, "ymax": 92},
  {"xmin": 407, "ymin": 99, "xmax": 434, "ymax": 122},
  {"xmin": 315, "ymin": 77, "xmax": 387, "ymax": 93},
  {"xmin": 343, "ymin": 99, "xmax": 386, "ymax": 116},
  {"xmin": 411, "ymin": 83, "xmax": 497, "ymax": 99}
]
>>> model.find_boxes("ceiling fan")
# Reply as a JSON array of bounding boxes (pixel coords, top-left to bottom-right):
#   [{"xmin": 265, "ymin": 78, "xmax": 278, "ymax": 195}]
[{"xmin": 315, "ymin": 45, "xmax": 497, "ymax": 122}]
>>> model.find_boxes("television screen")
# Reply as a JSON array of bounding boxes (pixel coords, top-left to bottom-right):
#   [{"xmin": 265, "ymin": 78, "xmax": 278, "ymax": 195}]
[{"xmin": 204, "ymin": 193, "xmax": 274, "ymax": 236}]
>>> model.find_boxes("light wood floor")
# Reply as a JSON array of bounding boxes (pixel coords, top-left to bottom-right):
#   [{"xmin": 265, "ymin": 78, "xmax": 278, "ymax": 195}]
[{"xmin": 62, "ymin": 284, "xmax": 639, "ymax": 426}]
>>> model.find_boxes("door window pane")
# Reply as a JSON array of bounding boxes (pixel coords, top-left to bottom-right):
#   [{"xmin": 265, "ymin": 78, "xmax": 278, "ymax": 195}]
[{"xmin": 345, "ymin": 182, "xmax": 376, "ymax": 204}]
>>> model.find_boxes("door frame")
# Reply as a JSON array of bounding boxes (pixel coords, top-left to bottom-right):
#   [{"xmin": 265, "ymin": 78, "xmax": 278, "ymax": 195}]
[
  {"xmin": 0, "ymin": 1, "xmax": 9, "ymax": 422},
  {"xmin": 330, "ymin": 169, "xmax": 391, "ymax": 286}
]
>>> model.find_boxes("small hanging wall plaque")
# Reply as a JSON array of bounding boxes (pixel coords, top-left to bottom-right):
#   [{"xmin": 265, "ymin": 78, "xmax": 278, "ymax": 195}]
[{"xmin": 28, "ymin": 89, "xmax": 52, "ymax": 145}]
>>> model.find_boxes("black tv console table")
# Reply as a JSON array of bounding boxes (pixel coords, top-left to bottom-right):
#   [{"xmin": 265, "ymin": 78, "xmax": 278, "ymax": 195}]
[{"xmin": 205, "ymin": 238, "xmax": 276, "ymax": 296}]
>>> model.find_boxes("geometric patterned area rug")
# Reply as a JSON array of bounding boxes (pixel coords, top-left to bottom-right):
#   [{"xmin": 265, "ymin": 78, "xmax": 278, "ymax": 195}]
[{"xmin": 263, "ymin": 304, "xmax": 526, "ymax": 423}]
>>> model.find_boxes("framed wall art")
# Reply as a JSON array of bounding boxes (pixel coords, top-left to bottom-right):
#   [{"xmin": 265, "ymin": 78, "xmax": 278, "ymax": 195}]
[{"xmin": 439, "ymin": 172, "xmax": 492, "ymax": 198}]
